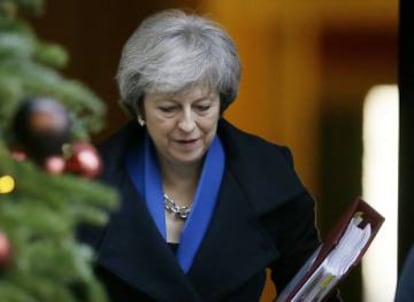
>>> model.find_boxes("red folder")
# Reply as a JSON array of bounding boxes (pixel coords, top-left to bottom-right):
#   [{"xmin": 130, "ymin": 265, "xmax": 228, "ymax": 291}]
[{"xmin": 276, "ymin": 197, "xmax": 385, "ymax": 302}]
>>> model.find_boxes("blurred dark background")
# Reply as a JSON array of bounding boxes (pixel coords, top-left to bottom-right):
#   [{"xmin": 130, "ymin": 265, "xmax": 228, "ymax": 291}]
[{"xmin": 399, "ymin": 0, "xmax": 413, "ymax": 284}]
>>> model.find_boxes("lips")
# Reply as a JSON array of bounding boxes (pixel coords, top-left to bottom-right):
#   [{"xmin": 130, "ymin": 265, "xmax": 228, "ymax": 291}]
[
  {"xmin": 173, "ymin": 138, "xmax": 200, "ymax": 150},
  {"xmin": 177, "ymin": 138, "xmax": 198, "ymax": 144}
]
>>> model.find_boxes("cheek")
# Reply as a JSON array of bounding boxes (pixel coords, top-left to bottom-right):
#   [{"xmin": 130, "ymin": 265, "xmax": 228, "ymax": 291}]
[
  {"xmin": 146, "ymin": 120, "xmax": 171, "ymax": 142},
  {"xmin": 207, "ymin": 111, "xmax": 220, "ymax": 129},
  {"xmin": 200, "ymin": 117, "xmax": 219, "ymax": 137},
  {"xmin": 147, "ymin": 111, "xmax": 173, "ymax": 127},
  {"xmin": 200, "ymin": 107, "xmax": 220, "ymax": 130}
]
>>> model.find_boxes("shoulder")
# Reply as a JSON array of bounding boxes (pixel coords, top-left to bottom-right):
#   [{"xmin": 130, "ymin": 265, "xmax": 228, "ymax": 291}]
[
  {"xmin": 77, "ymin": 121, "xmax": 143, "ymax": 247},
  {"xmin": 97, "ymin": 121, "xmax": 144, "ymax": 180},
  {"xmin": 217, "ymin": 119, "xmax": 308, "ymax": 215},
  {"xmin": 218, "ymin": 119, "xmax": 294, "ymax": 163},
  {"xmin": 98, "ymin": 121, "xmax": 142, "ymax": 158}
]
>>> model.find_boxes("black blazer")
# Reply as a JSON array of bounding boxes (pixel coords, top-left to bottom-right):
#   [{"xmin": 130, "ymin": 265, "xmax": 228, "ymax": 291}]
[{"xmin": 78, "ymin": 119, "xmax": 322, "ymax": 302}]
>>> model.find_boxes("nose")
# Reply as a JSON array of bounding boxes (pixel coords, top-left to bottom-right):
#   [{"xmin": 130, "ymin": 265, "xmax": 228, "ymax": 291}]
[{"xmin": 178, "ymin": 108, "xmax": 196, "ymax": 132}]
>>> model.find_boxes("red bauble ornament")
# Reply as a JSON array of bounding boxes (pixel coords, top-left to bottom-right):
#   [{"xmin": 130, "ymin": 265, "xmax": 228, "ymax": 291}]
[
  {"xmin": 10, "ymin": 149, "xmax": 27, "ymax": 161},
  {"xmin": 44, "ymin": 155, "xmax": 66, "ymax": 175},
  {"xmin": 13, "ymin": 97, "xmax": 71, "ymax": 164},
  {"xmin": 65, "ymin": 142, "xmax": 102, "ymax": 179},
  {"xmin": 0, "ymin": 232, "xmax": 12, "ymax": 268}
]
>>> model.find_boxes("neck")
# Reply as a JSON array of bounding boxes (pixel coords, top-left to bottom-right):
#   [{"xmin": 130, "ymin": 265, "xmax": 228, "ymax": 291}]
[{"xmin": 158, "ymin": 157, "xmax": 203, "ymax": 206}]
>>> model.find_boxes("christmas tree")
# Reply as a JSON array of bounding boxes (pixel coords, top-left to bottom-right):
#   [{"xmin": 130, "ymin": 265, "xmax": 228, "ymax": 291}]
[{"xmin": 0, "ymin": 1, "xmax": 118, "ymax": 301}]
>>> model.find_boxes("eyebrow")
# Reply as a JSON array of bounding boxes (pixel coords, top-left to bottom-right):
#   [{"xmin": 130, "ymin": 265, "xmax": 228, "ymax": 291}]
[
  {"xmin": 164, "ymin": 96, "xmax": 212, "ymax": 103},
  {"xmin": 193, "ymin": 97, "xmax": 212, "ymax": 102}
]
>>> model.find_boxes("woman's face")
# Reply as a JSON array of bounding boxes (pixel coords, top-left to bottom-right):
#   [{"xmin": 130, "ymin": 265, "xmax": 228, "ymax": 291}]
[{"xmin": 143, "ymin": 87, "xmax": 221, "ymax": 168}]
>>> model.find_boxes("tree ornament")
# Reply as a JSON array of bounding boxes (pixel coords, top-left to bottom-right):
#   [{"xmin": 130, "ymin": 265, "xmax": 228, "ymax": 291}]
[
  {"xmin": 0, "ymin": 232, "xmax": 12, "ymax": 268},
  {"xmin": 64, "ymin": 142, "xmax": 102, "ymax": 179},
  {"xmin": 13, "ymin": 97, "xmax": 71, "ymax": 164},
  {"xmin": 44, "ymin": 155, "xmax": 66, "ymax": 175},
  {"xmin": 10, "ymin": 149, "xmax": 27, "ymax": 162},
  {"xmin": 0, "ymin": 175, "xmax": 15, "ymax": 194}
]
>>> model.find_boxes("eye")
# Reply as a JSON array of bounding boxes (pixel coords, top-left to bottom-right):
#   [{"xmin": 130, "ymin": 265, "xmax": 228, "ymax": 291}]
[
  {"xmin": 159, "ymin": 106, "xmax": 178, "ymax": 113},
  {"xmin": 196, "ymin": 105, "xmax": 210, "ymax": 111},
  {"xmin": 194, "ymin": 102, "xmax": 212, "ymax": 112}
]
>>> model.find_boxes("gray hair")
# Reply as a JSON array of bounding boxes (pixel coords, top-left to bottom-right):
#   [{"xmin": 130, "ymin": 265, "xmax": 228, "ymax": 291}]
[{"xmin": 116, "ymin": 9, "xmax": 241, "ymax": 116}]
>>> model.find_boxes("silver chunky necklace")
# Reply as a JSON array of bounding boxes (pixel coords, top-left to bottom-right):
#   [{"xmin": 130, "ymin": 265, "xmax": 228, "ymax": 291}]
[{"xmin": 163, "ymin": 194, "xmax": 191, "ymax": 219}]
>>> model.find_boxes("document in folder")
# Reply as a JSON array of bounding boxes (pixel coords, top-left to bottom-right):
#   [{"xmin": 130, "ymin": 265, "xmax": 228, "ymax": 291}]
[{"xmin": 276, "ymin": 197, "xmax": 384, "ymax": 302}]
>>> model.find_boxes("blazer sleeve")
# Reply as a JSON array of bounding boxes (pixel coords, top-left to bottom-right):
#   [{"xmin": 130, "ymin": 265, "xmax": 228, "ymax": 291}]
[
  {"xmin": 262, "ymin": 190, "xmax": 319, "ymax": 292},
  {"xmin": 262, "ymin": 148, "xmax": 342, "ymax": 301}
]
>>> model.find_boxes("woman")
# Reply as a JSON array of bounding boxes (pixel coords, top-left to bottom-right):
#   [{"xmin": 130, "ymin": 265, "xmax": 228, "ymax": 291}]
[{"xmin": 79, "ymin": 9, "xmax": 340, "ymax": 302}]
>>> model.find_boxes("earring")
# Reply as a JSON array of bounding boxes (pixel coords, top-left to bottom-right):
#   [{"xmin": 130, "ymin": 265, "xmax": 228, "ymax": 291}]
[{"xmin": 137, "ymin": 115, "xmax": 145, "ymax": 127}]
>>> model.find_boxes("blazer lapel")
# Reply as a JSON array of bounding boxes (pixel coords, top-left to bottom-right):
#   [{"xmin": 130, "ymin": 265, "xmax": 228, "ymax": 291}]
[
  {"xmin": 96, "ymin": 171, "xmax": 202, "ymax": 301},
  {"xmin": 188, "ymin": 169, "xmax": 280, "ymax": 301}
]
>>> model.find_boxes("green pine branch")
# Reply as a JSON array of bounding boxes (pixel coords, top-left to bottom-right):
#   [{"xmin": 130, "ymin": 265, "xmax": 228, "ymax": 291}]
[{"xmin": 0, "ymin": 1, "xmax": 119, "ymax": 301}]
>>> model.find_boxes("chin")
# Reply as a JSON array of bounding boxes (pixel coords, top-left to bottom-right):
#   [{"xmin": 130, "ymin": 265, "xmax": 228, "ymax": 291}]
[
  {"xmin": 176, "ymin": 156, "xmax": 203, "ymax": 166},
  {"xmin": 172, "ymin": 151, "xmax": 205, "ymax": 166}
]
